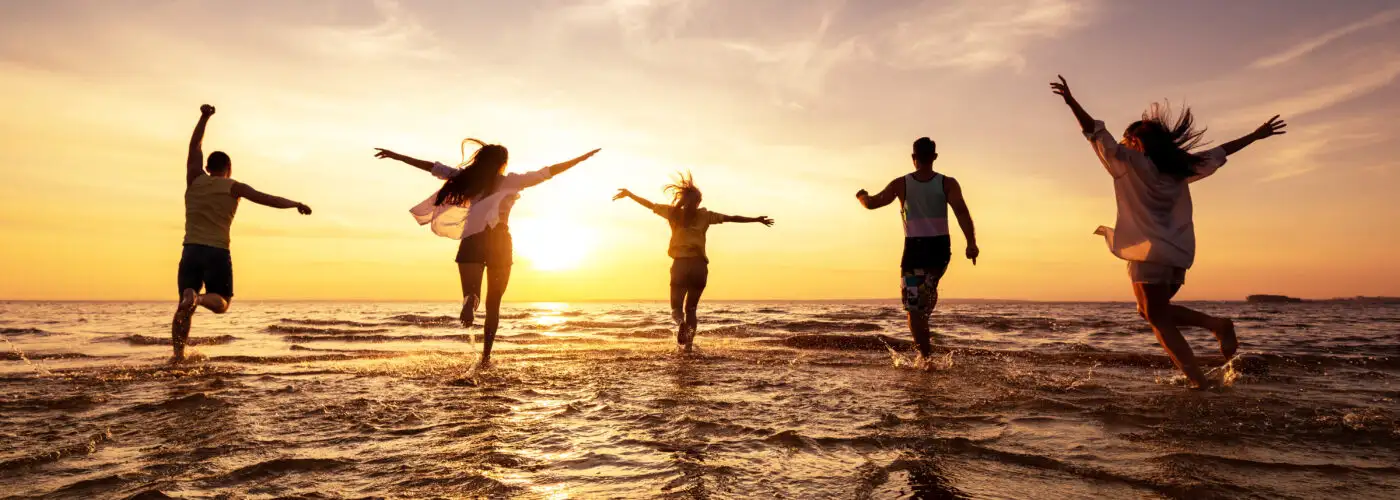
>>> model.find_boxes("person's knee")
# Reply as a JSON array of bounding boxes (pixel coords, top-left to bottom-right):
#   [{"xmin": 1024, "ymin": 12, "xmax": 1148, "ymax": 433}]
[{"xmin": 1141, "ymin": 302, "xmax": 1172, "ymax": 326}]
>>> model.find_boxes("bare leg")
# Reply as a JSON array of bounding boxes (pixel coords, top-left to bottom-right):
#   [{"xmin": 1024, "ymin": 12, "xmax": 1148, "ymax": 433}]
[
  {"xmin": 1134, "ymin": 284, "xmax": 1210, "ymax": 387},
  {"xmin": 669, "ymin": 285, "xmax": 687, "ymax": 344},
  {"xmin": 171, "ymin": 291, "xmax": 228, "ymax": 362},
  {"xmin": 479, "ymin": 263, "xmax": 511, "ymax": 364},
  {"xmin": 909, "ymin": 314, "xmax": 933, "ymax": 358},
  {"xmin": 198, "ymin": 293, "xmax": 229, "ymax": 313},
  {"xmin": 1169, "ymin": 305, "xmax": 1237, "ymax": 358},
  {"xmin": 457, "ymin": 263, "xmax": 485, "ymax": 327},
  {"xmin": 682, "ymin": 285, "xmax": 704, "ymax": 348},
  {"xmin": 171, "ymin": 289, "xmax": 198, "ymax": 361}
]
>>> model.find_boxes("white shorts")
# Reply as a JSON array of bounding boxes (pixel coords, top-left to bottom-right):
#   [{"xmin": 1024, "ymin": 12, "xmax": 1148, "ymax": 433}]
[{"xmin": 1128, "ymin": 261, "xmax": 1186, "ymax": 285}]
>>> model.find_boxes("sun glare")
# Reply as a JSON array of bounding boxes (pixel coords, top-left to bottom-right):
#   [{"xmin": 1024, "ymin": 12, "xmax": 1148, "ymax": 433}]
[{"xmin": 510, "ymin": 218, "xmax": 595, "ymax": 271}]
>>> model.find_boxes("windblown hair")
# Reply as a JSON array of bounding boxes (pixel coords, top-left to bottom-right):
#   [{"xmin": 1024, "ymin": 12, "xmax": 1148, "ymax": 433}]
[
  {"xmin": 663, "ymin": 171, "xmax": 702, "ymax": 228},
  {"xmin": 1125, "ymin": 102, "xmax": 1209, "ymax": 179},
  {"xmin": 434, "ymin": 139, "xmax": 509, "ymax": 206}
]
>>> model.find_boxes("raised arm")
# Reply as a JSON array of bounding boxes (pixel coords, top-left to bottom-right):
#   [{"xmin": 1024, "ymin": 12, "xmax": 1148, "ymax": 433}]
[
  {"xmin": 548, "ymin": 148, "xmax": 601, "ymax": 177},
  {"xmin": 856, "ymin": 177, "xmax": 902, "ymax": 210},
  {"xmin": 1050, "ymin": 75, "xmax": 1095, "ymax": 134},
  {"xmin": 187, "ymin": 104, "xmax": 215, "ymax": 185},
  {"xmin": 612, "ymin": 188, "xmax": 657, "ymax": 210},
  {"xmin": 723, "ymin": 214, "xmax": 775, "ymax": 226},
  {"xmin": 230, "ymin": 183, "xmax": 312, "ymax": 214},
  {"xmin": 945, "ymin": 177, "xmax": 979, "ymax": 265},
  {"xmin": 1220, "ymin": 115, "xmax": 1287, "ymax": 156},
  {"xmin": 373, "ymin": 148, "xmax": 436, "ymax": 173}
]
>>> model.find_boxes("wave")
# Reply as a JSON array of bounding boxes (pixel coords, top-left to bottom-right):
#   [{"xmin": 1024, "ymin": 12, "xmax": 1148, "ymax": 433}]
[
  {"xmin": 265, "ymin": 325, "xmax": 393, "ymax": 335},
  {"xmin": 385, "ymin": 314, "xmax": 460, "ymax": 328},
  {"xmin": 0, "ymin": 327, "xmax": 54, "ymax": 336},
  {"xmin": 0, "ymin": 430, "xmax": 112, "ymax": 472},
  {"xmin": 132, "ymin": 392, "xmax": 231, "ymax": 411},
  {"xmin": 120, "ymin": 334, "xmax": 238, "ymax": 346},
  {"xmin": 219, "ymin": 457, "xmax": 354, "ymax": 483},
  {"xmin": 279, "ymin": 318, "xmax": 385, "ymax": 327},
  {"xmin": 2, "ymin": 351, "xmax": 98, "ymax": 361},
  {"xmin": 758, "ymin": 319, "xmax": 884, "ymax": 333},
  {"xmin": 282, "ymin": 333, "xmax": 476, "ymax": 344}
]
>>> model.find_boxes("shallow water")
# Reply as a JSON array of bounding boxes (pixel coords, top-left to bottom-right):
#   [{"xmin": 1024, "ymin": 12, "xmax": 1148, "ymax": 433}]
[{"xmin": 1, "ymin": 300, "xmax": 1397, "ymax": 499}]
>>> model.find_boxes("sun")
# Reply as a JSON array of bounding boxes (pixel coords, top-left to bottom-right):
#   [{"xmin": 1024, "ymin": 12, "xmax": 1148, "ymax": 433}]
[{"xmin": 508, "ymin": 217, "xmax": 596, "ymax": 272}]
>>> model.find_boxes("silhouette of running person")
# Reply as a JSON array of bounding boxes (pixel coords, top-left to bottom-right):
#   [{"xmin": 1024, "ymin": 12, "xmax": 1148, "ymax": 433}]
[
  {"xmin": 1051, "ymin": 75, "xmax": 1286, "ymax": 388},
  {"xmin": 374, "ymin": 140, "xmax": 599, "ymax": 364},
  {"xmin": 856, "ymin": 138, "xmax": 978, "ymax": 359},
  {"xmin": 172, "ymin": 104, "xmax": 312, "ymax": 362},
  {"xmin": 615, "ymin": 173, "xmax": 773, "ymax": 350}
]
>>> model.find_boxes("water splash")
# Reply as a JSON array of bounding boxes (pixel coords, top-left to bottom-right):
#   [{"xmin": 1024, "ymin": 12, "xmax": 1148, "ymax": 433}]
[{"xmin": 3, "ymin": 335, "xmax": 51, "ymax": 376}]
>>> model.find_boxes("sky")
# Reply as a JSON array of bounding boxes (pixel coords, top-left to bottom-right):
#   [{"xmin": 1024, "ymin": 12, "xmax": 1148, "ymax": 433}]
[{"xmin": 2, "ymin": 0, "xmax": 1399, "ymax": 302}]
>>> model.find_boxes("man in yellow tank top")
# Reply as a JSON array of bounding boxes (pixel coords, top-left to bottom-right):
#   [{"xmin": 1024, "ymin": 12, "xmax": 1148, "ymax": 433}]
[{"xmin": 171, "ymin": 104, "xmax": 313, "ymax": 362}]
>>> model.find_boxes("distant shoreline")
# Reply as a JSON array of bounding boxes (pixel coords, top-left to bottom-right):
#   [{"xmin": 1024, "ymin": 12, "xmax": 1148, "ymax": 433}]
[{"xmin": 1246, "ymin": 294, "xmax": 1400, "ymax": 304}]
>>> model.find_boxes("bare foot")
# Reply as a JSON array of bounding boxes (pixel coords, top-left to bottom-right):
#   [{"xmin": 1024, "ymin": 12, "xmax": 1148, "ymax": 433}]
[
  {"xmin": 460, "ymin": 295, "xmax": 479, "ymax": 328},
  {"xmin": 1214, "ymin": 319, "xmax": 1238, "ymax": 359}
]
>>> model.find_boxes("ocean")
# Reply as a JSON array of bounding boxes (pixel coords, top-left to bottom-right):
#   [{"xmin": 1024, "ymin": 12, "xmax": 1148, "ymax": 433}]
[{"xmin": 1, "ymin": 300, "xmax": 1396, "ymax": 499}]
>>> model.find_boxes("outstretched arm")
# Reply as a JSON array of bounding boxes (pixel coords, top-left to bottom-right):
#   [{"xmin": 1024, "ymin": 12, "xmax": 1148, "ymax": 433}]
[
  {"xmin": 945, "ymin": 177, "xmax": 978, "ymax": 265},
  {"xmin": 723, "ymin": 215, "xmax": 775, "ymax": 226},
  {"xmin": 373, "ymin": 148, "xmax": 436, "ymax": 173},
  {"xmin": 187, "ymin": 104, "xmax": 215, "ymax": 185},
  {"xmin": 548, "ymin": 148, "xmax": 601, "ymax": 177},
  {"xmin": 231, "ymin": 183, "xmax": 312, "ymax": 214},
  {"xmin": 856, "ymin": 177, "xmax": 902, "ymax": 210},
  {"xmin": 1220, "ymin": 115, "xmax": 1287, "ymax": 156},
  {"xmin": 1050, "ymin": 75, "xmax": 1095, "ymax": 134},
  {"xmin": 612, "ymin": 188, "xmax": 657, "ymax": 210}
]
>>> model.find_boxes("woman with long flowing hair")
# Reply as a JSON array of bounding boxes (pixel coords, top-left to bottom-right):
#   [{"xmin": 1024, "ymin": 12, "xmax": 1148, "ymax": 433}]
[
  {"xmin": 374, "ymin": 139, "xmax": 600, "ymax": 364},
  {"xmin": 614, "ymin": 172, "xmax": 773, "ymax": 350},
  {"xmin": 1051, "ymin": 75, "xmax": 1286, "ymax": 388}
]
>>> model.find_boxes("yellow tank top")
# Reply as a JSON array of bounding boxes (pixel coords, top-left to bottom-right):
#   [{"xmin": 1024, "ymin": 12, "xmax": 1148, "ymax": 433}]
[{"xmin": 183, "ymin": 174, "xmax": 239, "ymax": 249}]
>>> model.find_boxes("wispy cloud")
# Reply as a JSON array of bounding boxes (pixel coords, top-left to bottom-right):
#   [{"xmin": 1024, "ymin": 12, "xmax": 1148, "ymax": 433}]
[
  {"xmin": 294, "ymin": 0, "xmax": 446, "ymax": 61},
  {"xmin": 868, "ymin": 0, "xmax": 1093, "ymax": 72},
  {"xmin": 1251, "ymin": 7, "xmax": 1400, "ymax": 68},
  {"xmin": 1225, "ymin": 56, "xmax": 1400, "ymax": 125}
]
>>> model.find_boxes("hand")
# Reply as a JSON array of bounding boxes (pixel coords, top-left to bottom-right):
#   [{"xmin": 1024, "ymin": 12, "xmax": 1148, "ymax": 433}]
[
  {"xmin": 296, "ymin": 203, "xmax": 312, "ymax": 215},
  {"xmin": 756, "ymin": 216, "xmax": 775, "ymax": 227},
  {"xmin": 612, "ymin": 188, "xmax": 631, "ymax": 201},
  {"xmin": 200, "ymin": 104, "xmax": 215, "ymax": 116},
  {"xmin": 577, "ymin": 148, "xmax": 602, "ymax": 162},
  {"xmin": 373, "ymin": 148, "xmax": 397, "ymax": 160},
  {"xmin": 1250, "ymin": 115, "xmax": 1287, "ymax": 140},
  {"xmin": 966, "ymin": 243, "xmax": 979, "ymax": 265},
  {"xmin": 856, "ymin": 189, "xmax": 869, "ymax": 200},
  {"xmin": 1049, "ymin": 75, "xmax": 1072, "ymax": 99}
]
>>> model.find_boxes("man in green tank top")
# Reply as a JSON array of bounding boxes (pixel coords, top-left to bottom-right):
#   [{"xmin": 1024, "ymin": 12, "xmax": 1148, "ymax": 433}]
[
  {"xmin": 171, "ymin": 104, "xmax": 313, "ymax": 362},
  {"xmin": 856, "ymin": 137, "xmax": 979, "ymax": 359}
]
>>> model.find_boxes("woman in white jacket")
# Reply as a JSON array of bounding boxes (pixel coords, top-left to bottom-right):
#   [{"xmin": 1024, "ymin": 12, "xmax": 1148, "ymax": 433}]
[
  {"xmin": 1051, "ymin": 76, "xmax": 1286, "ymax": 388},
  {"xmin": 374, "ymin": 140, "xmax": 599, "ymax": 364}
]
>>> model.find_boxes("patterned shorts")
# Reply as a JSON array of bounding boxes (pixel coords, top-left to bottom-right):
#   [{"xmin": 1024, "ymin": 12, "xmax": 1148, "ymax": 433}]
[{"xmin": 901, "ymin": 265, "xmax": 948, "ymax": 318}]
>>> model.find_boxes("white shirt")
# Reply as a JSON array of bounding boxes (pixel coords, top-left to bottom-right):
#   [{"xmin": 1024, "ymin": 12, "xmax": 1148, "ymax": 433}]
[
  {"xmin": 409, "ymin": 162, "xmax": 553, "ymax": 240},
  {"xmin": 1085, "ymin": 120, "xmax": 1227, "ymax": 269}
]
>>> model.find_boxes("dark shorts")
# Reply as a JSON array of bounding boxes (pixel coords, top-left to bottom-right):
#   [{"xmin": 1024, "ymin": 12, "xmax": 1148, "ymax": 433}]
[
  {"xmin": 900, "ymin": 237, "xmax": 951, "ymax": 318},
  {"xmin": 177, "ymin": 244, "xmax": 233, "ymax": 298},
  {"xmin": 456, "ymin": 224, "xmax": 513, "ymax": 267},
  {"xmin": 670, "ymin": 257, "xmax": 709, "ymax": 289}
]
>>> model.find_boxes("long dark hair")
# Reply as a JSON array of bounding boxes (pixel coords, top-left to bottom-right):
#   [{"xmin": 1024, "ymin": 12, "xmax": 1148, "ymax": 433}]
[
  {"xmin": 664, "ymin": 171, "xmax": 702, "ymax": 228},
  {"xmin": 434, "ymin": 139, "xmax": 509, "ymax": 206},
  {"xmin": 1124, "ymin": 102, "xmax": 1209, "ymax": 179}
]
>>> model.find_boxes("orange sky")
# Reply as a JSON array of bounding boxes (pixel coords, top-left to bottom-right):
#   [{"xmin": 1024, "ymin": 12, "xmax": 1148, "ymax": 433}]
[{"xmin": 2, "ymin": 0, "xmax": 1399, "ymax": 301}]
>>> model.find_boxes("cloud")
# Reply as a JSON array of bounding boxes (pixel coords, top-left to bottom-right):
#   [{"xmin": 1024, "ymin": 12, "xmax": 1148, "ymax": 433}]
[
  {"xmin": 551, "ymin": 0, "xmax": 1094, "ymax": 104},
  {"xmin": 1224, "ymin": 56, "xmax": 1400, "ymax": 125},
  {"xmin": 1251, "ymin": 8, "xmax": 1400, "ymax": 69},
  {"xmin": 293, "ymin": 0, "xmax": 446, "ymax": 61},
  {"xmin": 867, "ymin": 0, "xmax": 1093, "ymax": 72}
]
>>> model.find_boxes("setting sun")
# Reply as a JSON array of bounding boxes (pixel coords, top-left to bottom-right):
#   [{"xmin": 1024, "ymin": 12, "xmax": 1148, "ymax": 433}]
[{"xmin": 510, "ymin": 217, "xmax": 596, "ymax": 271}]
